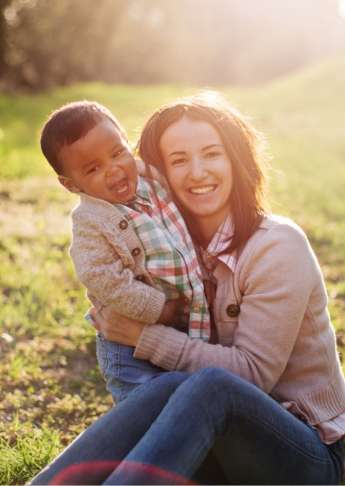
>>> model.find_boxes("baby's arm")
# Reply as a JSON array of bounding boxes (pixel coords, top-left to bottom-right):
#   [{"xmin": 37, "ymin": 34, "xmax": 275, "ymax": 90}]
[{"xmin": 71, "ymin": 214, "xmax": 167, "ymax": 325}]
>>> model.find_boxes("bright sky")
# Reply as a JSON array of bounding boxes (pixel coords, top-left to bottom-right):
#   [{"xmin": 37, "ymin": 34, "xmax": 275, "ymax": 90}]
[{"xmin": 339, "ymin": 0, "xmax": 345, "ymax": 17}]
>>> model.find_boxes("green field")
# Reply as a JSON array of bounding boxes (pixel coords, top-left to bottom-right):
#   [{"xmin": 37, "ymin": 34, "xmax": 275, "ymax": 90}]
[{"xmin": 1, "ymin": 56, "xmax": 345, "ymax": 484}]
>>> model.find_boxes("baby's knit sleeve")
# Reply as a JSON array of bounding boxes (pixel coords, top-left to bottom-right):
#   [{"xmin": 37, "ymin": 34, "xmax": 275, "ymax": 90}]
[{"xmin": 70, "ymin": 213, "xmax": 165, "ymax": 324}]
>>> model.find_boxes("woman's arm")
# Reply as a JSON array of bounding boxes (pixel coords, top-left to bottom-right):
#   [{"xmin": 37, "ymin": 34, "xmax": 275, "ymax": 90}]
[
  {"xmin": 133, "ymin": 222, "xmax": 320, "ymax": 392},
  {"xmin": 93, "ymin": 222, "xmax": 320, "ymax": 393}
]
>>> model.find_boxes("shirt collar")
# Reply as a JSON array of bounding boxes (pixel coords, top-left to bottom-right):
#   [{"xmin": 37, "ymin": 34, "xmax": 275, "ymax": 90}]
[
  {"xmin": 126, "ymin": 177, "xmax": 153, "ymax": 210},
  {"xmin": 205, "ymin": 216, "xmax": 237, "ymax": 272}
]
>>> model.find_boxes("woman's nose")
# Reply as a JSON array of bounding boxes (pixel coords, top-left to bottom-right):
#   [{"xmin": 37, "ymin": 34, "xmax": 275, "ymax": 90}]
[{"xmin": 189, "ymin": 157, "xmax": 207, "ymax": 180}]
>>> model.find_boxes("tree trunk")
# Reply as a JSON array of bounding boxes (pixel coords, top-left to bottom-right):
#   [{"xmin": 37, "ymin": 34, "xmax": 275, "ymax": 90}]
[{"xmin": 0, "ymin": 0, "xmax": 11, "ymax": 78}]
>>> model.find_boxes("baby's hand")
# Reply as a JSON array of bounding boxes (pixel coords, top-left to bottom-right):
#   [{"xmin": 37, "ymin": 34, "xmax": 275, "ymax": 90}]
[{"xmin": 158, "ymin": 297, "xmax": 188, "ymax": 326}]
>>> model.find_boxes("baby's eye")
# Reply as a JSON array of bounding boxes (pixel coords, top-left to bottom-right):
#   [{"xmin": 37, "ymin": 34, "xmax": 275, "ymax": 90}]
[
  {"xmin": 86, "ymin": 165, "xmax": 99, "ymax": 175},
  {"xmin": 112, "ymin": 147, "xmax": 126, "ymax": 158}
]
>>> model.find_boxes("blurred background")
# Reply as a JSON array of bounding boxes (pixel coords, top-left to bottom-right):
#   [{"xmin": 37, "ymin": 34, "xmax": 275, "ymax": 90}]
[
  {"xmin": 1, "ymin": 0, "xmax": 345, "ymax": 90},
  {"xmin": 1, "ymin": 1, "xmax": 345, "ymax": 484}
]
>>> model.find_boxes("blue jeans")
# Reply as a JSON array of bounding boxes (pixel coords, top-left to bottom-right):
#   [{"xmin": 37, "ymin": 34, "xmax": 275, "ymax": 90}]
[
  {"xmin": 30, "ymin": 372, "xmax": 190, "ymax": 485},
  {"xmin": 31, "ymin": 368, "xmax": 344, "ymax": 485},
  {"xmin": 96, "ymin": 332, "xmax": 164, "ymax": 402}
]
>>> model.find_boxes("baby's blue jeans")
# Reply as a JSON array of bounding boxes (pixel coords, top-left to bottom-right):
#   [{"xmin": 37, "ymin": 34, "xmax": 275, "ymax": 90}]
[{"xmin": 96, "ymin": 332, "xmax": 163, "ymax": 402}]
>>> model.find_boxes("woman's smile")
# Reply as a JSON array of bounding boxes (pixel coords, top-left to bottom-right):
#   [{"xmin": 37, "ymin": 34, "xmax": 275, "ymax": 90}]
[{"xmin": 188, "ymin": 184, "xmax": 217, "ymax": 195}]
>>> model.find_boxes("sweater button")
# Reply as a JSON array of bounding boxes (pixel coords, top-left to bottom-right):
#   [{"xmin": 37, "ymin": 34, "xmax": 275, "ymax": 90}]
[
  {"xmin": 226, "ymin": 304, "xmax": 240, "ymax": 317},
  {"xmin": 131, "ymin": 247, "xmax": 141, "ymax": 257},
  {"xmin": 119, "ymin": 219, "xmax": 128, "ymax": 230}
]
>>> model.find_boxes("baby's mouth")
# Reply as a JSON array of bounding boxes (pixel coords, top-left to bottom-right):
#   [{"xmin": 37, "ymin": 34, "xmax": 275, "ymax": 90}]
[
  {"xmin": 115, "ymin": 181, "xmax": 129, "ymax": 194},
  {"xmin": 109, "ymin": 178, "xmax": 130, "ymax": 195}
]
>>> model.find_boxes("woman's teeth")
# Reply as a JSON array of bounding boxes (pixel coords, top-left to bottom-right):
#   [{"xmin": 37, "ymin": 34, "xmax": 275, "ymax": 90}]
[{"xmin": 189, "ymin": 185, "xmax": 216, "ymax": 195}]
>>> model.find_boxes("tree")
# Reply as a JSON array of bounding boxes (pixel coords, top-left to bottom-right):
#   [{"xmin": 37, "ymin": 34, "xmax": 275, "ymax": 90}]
[
  {"xmin": 1, "ymin": 0, "xmax": 344, "ymax": 90},
  {"xmin": 0, "ymin": 0, "xmax": 11, "ymax": 78},
  {"xmin": 5, "ymin": 0, "xmax": 134, "ymax": 89}
]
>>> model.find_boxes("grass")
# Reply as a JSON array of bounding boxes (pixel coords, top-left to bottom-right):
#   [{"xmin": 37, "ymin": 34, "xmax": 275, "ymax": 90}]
[{"xmin": 1, "ymin": 55, "xmax": 345, "ymax": 484}]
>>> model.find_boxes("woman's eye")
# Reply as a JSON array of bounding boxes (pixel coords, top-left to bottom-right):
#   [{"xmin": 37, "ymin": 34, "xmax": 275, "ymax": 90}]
[
  {"xmin": 171, "ymin": 158, "xmax": 186, "ymax": 166},
  {"xmin": 205, "ymin": 151, "xmax": 221, "ymax": 159}
]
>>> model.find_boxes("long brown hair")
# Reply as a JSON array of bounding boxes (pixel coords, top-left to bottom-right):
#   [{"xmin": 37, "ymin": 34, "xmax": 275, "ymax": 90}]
[{"xmin": 138, "ymin": 91, "xmax": 270, "ymax": 253}]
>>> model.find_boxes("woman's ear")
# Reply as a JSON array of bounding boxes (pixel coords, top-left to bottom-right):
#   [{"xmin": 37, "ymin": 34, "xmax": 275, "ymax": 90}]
[{"xmin": 58, "ymin": 175, "xmax": 81, "ymax": 193}]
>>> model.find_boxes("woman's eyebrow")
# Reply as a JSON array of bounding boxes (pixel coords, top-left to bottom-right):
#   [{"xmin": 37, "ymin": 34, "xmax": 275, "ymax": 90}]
[
  {"xmin": 168, "ymin": 150, "xmax": 186, "ymax": 157},
  {"xmin": 201, "ymin": 143, "xmax": 223, "ymax": 151},
  {"xmin": 168, "ymin": 143, "xmax": 223, "ymax": 157}
]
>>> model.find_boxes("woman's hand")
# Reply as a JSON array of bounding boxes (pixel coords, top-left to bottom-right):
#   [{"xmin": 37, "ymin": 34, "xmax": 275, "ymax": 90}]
[{"xmin": 89, "ymin": 307, "xmax": 147, "ymax": 347}]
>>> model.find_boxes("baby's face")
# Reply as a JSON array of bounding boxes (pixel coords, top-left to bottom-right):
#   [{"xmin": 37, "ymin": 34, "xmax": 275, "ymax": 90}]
[{"xmin": 59, "ymin": 119, "xmax": 138, "ymax": 204}]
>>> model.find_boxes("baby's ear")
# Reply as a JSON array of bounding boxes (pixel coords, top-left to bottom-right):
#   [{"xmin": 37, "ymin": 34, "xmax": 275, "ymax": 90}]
[{"xmin": 58, "ymin": 175, "xmax": 80, "ymax": 193}]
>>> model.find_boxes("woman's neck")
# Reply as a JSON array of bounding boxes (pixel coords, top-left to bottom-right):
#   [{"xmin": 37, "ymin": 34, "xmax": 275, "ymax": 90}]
[{"xmin": 188, "ymin": 218, "xmax": 219, "ymax": 248}]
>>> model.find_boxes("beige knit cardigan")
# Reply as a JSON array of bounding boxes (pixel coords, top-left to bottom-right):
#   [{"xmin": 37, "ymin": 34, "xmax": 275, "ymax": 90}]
[{"xmin": 70, "ymin": 193, "xmax": 165, "ymax": 324}]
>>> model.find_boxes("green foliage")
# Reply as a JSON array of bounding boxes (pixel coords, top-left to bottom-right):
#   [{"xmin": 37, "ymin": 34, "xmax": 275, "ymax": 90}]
[
  {"xmin": 0, "ymin": 83, "xmax": 190, "ymax": 179},
  {"xmin": 0, "ymin": 424, "xmax": 61, "ymax": 485},
  {"xmin": 1, "ymin": 58, "xmax": 345, "ymax": 484},
  {"xmin": 2, "ymin": 0, "xmax": 345, "ymax": 89}
]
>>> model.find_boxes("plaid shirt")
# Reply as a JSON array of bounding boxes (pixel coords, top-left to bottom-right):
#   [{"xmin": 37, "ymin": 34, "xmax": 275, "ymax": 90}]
[
  {"xmin": 116, "ymin": 177, "xmax": 211, "ymax": 341},
  {"xmin": 199, "ymin": 216, "xmax": 236, "ymax": 273}
]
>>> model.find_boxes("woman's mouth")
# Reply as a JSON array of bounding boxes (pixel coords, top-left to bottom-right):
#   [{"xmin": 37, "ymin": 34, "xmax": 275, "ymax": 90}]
[{"xmin": 189, "ymin": 185, "xmax": 217, "ymax": 195}]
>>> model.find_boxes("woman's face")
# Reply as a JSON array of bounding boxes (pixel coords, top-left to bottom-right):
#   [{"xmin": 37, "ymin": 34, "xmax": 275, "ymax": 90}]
[{"xmin": 159, "ymin": 115, "xmax": 233, "ymax": 234}]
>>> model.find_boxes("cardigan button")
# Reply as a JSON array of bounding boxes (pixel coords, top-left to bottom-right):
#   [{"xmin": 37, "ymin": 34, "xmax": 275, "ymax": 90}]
[
  {"xmin": 119, "ymin": 219, "xmax": 128, "ymax": 230},
  {"xmin": 226, "ymin": 304, "xmax": 240, "ymax": 318},
  {"xmin": 131, "ymin": 247, "xmax": 141, "ymax": 257}
]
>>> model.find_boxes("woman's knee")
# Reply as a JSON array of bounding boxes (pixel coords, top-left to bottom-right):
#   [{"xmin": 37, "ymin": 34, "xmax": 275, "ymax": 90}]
[
  {"xmin": 181, "ymin": 367, "xmax": 261, "ymax": 410},
  {"xmin": 190, "ymin": 366, "xmax": 245, "ymax": 391}
]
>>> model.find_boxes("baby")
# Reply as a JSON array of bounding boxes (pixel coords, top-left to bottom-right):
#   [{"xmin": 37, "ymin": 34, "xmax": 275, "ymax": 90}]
[{"xmin": 40, "ymin": 101, "xmax": 210, "ymax": 402}]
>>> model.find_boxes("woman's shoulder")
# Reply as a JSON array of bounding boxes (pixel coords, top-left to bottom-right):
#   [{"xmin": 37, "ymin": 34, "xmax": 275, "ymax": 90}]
[
  {"xmin": 236, "ymin": 214, "xmax": 320, "ymax": 288},
  {"xmin": 239, "ymin": 213, "xmax": 314, "ymax": 267},
  {"xmin": 259, "ymin": 213, "xmax": 304, "ymax": 233},
  {"xmin": 256, "ymin": 213, "xmax": 309, "ymax": 245}
]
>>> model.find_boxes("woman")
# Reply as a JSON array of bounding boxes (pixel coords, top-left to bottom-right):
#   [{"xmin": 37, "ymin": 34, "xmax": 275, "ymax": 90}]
[{"xmin": 31, "ymin": 92, "xmax": 345, "ymax": 485}]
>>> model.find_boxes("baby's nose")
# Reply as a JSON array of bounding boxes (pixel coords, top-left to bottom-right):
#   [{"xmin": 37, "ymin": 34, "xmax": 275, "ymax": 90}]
[{"xmin": 105, "ymin": 164, "xmax": 123, "ymax": 181}]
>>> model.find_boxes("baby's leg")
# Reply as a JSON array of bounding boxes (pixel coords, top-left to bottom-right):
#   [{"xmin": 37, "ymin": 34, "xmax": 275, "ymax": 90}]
[{"xmin": 96, "ymin": 333, "xmax": 164, "ymax": 403}]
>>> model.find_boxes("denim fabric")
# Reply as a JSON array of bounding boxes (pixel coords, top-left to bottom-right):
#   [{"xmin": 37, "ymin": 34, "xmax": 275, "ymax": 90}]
[
  {"xmin": 96, "ymin": 332, "xmax": 164, "ymax": 402},
  {"xmin": 30, "ymin": 368, "xmax": 345, "ymax": 485},
  {"xmin": 30, "ymin": 372, "xmax": 190, "ymax": 485},
  {"xmin": 107, "ymin": 368, "xmax": 344, "ymax": 485}
]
